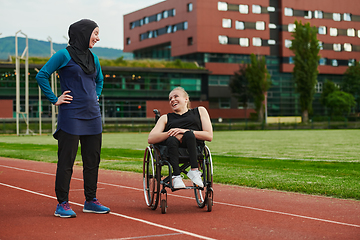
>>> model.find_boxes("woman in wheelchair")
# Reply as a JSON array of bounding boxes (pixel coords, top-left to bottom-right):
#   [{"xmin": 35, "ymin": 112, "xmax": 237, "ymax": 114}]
[{"xmin": 148, "ymin": 87, "xmax": 213, "ymax": 189}]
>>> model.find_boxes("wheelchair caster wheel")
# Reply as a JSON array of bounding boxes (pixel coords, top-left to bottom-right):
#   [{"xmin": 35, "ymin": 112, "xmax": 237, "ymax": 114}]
[
  {"xmin": 161, "ymin": 199, "xmax": 167, "ymax": 214},
  {"xmin": 206, "ymin": 189, "xmax": 213, "ymax": 212}
]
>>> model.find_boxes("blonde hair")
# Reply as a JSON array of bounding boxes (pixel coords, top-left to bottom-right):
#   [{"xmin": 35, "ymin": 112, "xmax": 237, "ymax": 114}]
[{"xmin": 170, "ymin": 86, "xmax": 191, "ymax": 109}]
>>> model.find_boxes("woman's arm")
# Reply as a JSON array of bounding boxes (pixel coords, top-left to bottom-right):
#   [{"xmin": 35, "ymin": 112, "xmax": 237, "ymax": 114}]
[
  {"xmin": 148, "ymin": 115, "xmax": 170, "ymax": 144},
  {"xmin": 194, "ymin": 106, "xmax": 213, "ymax": 142}
]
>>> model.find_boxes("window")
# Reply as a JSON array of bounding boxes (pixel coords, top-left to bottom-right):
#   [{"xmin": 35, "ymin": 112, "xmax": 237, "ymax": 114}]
[
  {"xmin": 288, "ymin": 23, "xmax": 296, "ymax": 32},
  {"xmin": 315, "ymin": 82, "xmax": 323, "ymax": 93},
  {"xmin": 252, "ymin": 37, "xmax": 262, "ymax": 46},
  {"xmin": 314, "ymin": 10, "xmax": 323, "ymax": 19},
  {"xmin": 239, "ymin": 4, "xmax": 248, "ymax": 14},
  {"xmin": 318, "ymin": 26, "xmax": 326, "ymax": 35},
  {"xmin": 173, "ymin": 25, "xmax": 177, "ymax": 33},
  {"xmin": 256, "ymin": 21, "xmax": 265, "ymax": 30},
  {"xmin": 344, "ymin": 43, "xmax": 352, "ymax": 52},
  {"xmin": 126, "ymin": 38, "xmax": 131, "ymax": 45},
  {"xmin": 157, "ymin": 13, "xmax": 162, "ymax": 21},
  {"xmin": 343, "ymin": 13, "xmax": 351, "ymax": 21},
  {"xmin": 319, "ymin": 58, "xmax": 326, "ymax": 65},
  {"xmin": 267, "ymin": 6, "xmax": 275, "ymax": 12},
  {"xmin": 358, "ymin": 30, "xmax": 360, "ymax": 38},
  {"xmin": 153, "ymin": 30, "xmax": 157, "ymax": 38},
  {"xmin": 239, "ymin": 38, "xmax": 249, "ymax": 47},
  {"xmin": 289, "ymin": 56, "xmax": 294, "ymax": 64},
  {"xmin": 333, "ymin": 13, "xmax": 341, "ymax": 21},
  {"xmin": 170, "ymin": 9, "xmax": 176, "ymax": 16},
  {"xmin": 347, "ymin": 28, "xmax": 355, "ymax": 37},
  {"xmin": 140, "ymin": 19, "xmax": 144, "ymax": 26},
  {"xmin": 218, "ymin": 2, "xmax": 227, "ymax": 11},
  {"xmin": 349, "ymin": 59, "xmax": 355, "ymax": 66},
  {"xmin": 187, "ymin": 3, "xmax": 193, "ymax": 12},
  {"xmin": 130, "ymin": 22, "xmax": 135, "ymax": 29},
  {"xmin": 222, "ymin": 18, "xmax": 231, "ymax": 28},
  {"xmin": 144, "ymin": 17, "xmax": 149, "ymax": 24},
  {"xmin": 285, "ymin": 39, "xmax": 292, "ymax": 48},
  {"xmin": 148, "ymin": 31, "xmax": 153, "ymax": 38},
  {"xmin": 167, "ymin": 25, "xmax": 172, "ymax": 33},
  {"xmin": 252, "ymin": 5, "xmax": 261, "ymax": 14},
  {"xmin": 183, "ymin": 21, "xmax": 188, "ymax": 30},
  {"xmin": 187, "ymin": 37, "xmax": 193, "ymax": 46},
  {"xmin": 235, "ymin": 21, "xmax": 244, "ymax": 30},
  {"xmin": 284, "ymin": 8, "xmax": 293, "ymax": 16},
  {"xmin": 330, "ymin": 28, "xmax": 338, "ymax": 36},
  {"xmin": 269, "ymin": 23, "xmax": 277, "ymax": 29},
  {"xmin": 332, "ymin": 59, "xmax": 338, "ymax": 67},
  {"xmin": 304, "ymin": 10, "xmax": 312, "ymax": 19},
  {"xmin": 219, "ymin": 98, "xmax": 231, "ymax": 109},
  {"xmin": 163, "ymin": 11, "xmax": 168, "ymax": 19},
  {"xmin": 218, "ymin": 35, "xmax": 228, "ymax": 44},
  {"xmin": 319, "ymin": 41, "xmax": 323, "ymax": 50},
  {"xmin": 268, "ymin": 39, "xmax": 276, "ymax": 45},
  {"xmin": 333, "ymin": 43, "xmax": 341, "ymax": 52}
]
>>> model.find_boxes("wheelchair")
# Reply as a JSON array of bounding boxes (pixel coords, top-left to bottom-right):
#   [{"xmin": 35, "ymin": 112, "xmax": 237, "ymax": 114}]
[{"xmin": 143, "ymin": 109, "xmax": 214, "ymax": 214}]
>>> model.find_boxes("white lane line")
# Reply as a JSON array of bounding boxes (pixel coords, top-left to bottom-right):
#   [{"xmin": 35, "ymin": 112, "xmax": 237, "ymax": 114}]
[
  {"xmin": 106, "ymin": 232, "xmax": 183, "ymax": 239},
  {"xmin": 1, "ymin": 164, "xmax": 360, "ymax": 229},
  {"xmin": 0, "ymin": 182, "xmax": 215, "ymax": 240}
]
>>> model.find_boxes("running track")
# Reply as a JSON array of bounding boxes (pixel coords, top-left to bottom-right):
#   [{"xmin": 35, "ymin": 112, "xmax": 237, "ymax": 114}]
[{"xmin": 0, "ymin": 157, "xmax": 359, "ymax": 240}]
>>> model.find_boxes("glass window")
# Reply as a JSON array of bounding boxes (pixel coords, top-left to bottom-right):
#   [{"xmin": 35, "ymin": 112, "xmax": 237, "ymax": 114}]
[
  {"xmin": 252, "ymin": 37, "xmax": 262, "ymax": 46},
  {"xmin": 288, "ymin": 23, "xmax": 296, "ymax": 32},
  {"xmin": 333, "ymin": 43, "xmax": 341, "ymax": 52},
  {"xmin": 319, "ymin": 41, "xmax": 323, "ymax": 50},
  {"xmin": 347, "ymin": 28, "xmax": 355, "ymax": 37},
  {"xmin": 167, "ymin": 25, "xmax": 172, "ymax": 33},
  {"xmin": 157, "ymin": 13, "xmax": 162, "ymax": 21},
  {"xmin": 130, "ymin": 22, "xmax": 135, "ymax": 29},
  {"xmin": 256, "ymin": 21, "xmax": 265, "ymax": 30},
  {"xmin": 173, "ymin": 25, "xmax": 177, "ymax": 32},
  {"xmin": 153, "ymin": 30, "xmax": 158, "ymax": 38},
  {"xmin": 304, "ymin": 10, "xmax": 312, "ymax": 19},
  {"xmin": 318, "ymin": 26, "xmax": 326, "ymax": 35},
  {"xmin": 343, "ymin": 13, "xmax": 351, "ymax": 21},
  {"xmin": 314, "ymin": 10, "xmax": 323, "ymax": 19},
  {"xmin": 332, "ymin": 60, "xmax": 338, "ymax": 67},
  {"xmin": 344, "ymin": 43, "xmax": 352, "ymax": 52},
  {"xmin": 289, "ymin": 56, "xmax": 294, "ymax": 64},
  {"xmin": 183, "ymin": 21, "xmax": 188, "ymax": 30},
  {"xmin": 219, "ymin": 98, "xmax": 231, "ymax": 109},
  {"xmin": 269, "ymin": 23, "xmax": 277, "ymax": 29},
  {"xmin": 348, "ymin": 59, "xmax": 355, "ymax": 66},
  {"xmin": 218, "ymin": 2, "xmax": 228, "ymax": 11},
  {"xmin": 239, "ymin": 38, "xmax": 249, "ymax": 47},
  {"xmin": 239, "ymin": 4, "xmax": 248, "ymax": 14},
  {"xmin": 126, "ymin": 38, "xmax": 131, "ymax": 45},
  {"xmin": 358, "ymin": 30, "xmax": 360, "ymax": 38},
  {"xmin": 267, "ymin": 6, "xmax": 275, "ymax": 12},
  {"xmin": 222, "ymin": 18, "xmax": 231, "ymax": 28},
  {"xmin": 284, "ymin": 8, "xmax": 293, "ymax": 16},
  {"xmin": 144, "ymin": 17, "xmax": 149, "ymax": 24},
  {"xmin": 268, "ymin": 39, "xmax": 276, "ymax": 45},
  {"xmin": 148, "ymin": 31, "xmax": 153, "ymax": 38},
  {"xmin": 330, "ymin": 28, "xmax": 338, "ymax": 36},
  {"xmin": 252, "ymin": 5, "xmax": 261, "ymax": 14},
  {"xmin": 285, "ymin": 39, "xmax": 292, "ymax": 48},
  {"xmin": 319, "ymin": 58, "xmax": 326, "ymax": 65},
  {"xmin": 163, "ymin": 11, "xmax": 168, "ymax": 19},
  {"xmin": 218, "ymin": 35, "xmax": 228, "ymax": 44},
  {"xmin": 235, "ymin": 21, "xmax": 244, "ymax": 30},
  {"xmin": 333, "ymin": 13, "xmax": 341, "ymax": 21},
  {"xmin": 188, "ymin": 3, "xmax": 193, "ymax": 12},
  {"xmin": 140, "ymin": 19, "xmax": 144, "ymax": 26},
  {"xmin": 315, "ymin": 82, "xmax": 323, "ymax": 93}
]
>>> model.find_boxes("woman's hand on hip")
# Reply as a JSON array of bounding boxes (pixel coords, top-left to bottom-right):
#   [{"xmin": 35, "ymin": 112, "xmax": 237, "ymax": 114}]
[{"xmin": 55, "ymin": 90, "xmax": 73, "ymax": 106}]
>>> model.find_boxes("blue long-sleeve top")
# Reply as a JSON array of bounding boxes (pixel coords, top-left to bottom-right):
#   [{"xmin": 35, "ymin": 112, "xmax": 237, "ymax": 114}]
[{"xmin": 36, "ymin": 49, "xmax": 104, "ymax": 136}]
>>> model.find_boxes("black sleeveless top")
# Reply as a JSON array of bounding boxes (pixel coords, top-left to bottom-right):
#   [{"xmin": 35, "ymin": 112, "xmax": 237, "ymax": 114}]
[{"xmin": 165, "ymin": 107, "xmax": 204, "ymax": 146}]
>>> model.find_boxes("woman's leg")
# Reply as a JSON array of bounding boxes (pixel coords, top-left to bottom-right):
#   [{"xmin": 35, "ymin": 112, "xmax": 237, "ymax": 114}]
[
  {"xmin": 165, "ymin": 136, "xmax": 181, "ymax": 176},
  {"xmin": 181, "ymin": 131, "xmax": 198, "ymax": 170},
  {"xmin": 80, "ymin": 133, "xmax": 102, "ymax": 202},
  {"xmin": 55, "ymin": 130, "xmax": 79, "ymax": 203}
]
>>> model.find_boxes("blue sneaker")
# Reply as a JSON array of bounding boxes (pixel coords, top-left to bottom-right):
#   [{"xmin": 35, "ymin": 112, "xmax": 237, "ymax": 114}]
[
  {"xmin": 54, "ymin": 201, "xmax": 76, "ymax": 218},
  {"xmin": 83, "ymin": 198, "xmax": 110, "ymax": 214}
]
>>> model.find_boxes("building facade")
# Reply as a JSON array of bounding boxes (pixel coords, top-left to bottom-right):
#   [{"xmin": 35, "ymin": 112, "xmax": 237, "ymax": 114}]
[{"xmin": 123, "ymin": 0, "xmax": 360, "ymax": 117}]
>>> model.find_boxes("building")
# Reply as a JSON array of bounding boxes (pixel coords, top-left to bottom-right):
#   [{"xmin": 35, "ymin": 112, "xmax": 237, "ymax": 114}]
[{"xmin": 123, "ymin": 0, "xmax": 360, "ymax": 117}]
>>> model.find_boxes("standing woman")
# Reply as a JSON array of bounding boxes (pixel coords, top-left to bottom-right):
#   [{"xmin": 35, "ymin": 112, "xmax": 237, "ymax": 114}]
[
  {"xmin": 36, "ymin": 19, "xmax": 110, "ymax": 218},
  {"xmin": 148, "ymin": 87, "xmax": 213, "ymax": 188}
]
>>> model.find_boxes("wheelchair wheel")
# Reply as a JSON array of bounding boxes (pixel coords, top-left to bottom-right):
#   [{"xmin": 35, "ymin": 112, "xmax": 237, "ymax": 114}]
[
  {"xmin": 143, "ymin": 146, "xmax": 160, "ymax": 210},
  {"xmin": 161, "ymin": 199, "xmax": 167, "ymax": 214}
]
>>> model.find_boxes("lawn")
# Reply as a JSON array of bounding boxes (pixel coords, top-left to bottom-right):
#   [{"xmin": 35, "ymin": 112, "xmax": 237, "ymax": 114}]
[{"xmin": 0, "ymin": 129, "xmax": 359, "ymax": 200}]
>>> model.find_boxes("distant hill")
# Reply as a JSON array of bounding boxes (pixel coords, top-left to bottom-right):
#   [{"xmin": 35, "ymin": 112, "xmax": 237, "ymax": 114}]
[{"xmin": 0, "ymin": 36, "xmax": 133, "ymax": 60}]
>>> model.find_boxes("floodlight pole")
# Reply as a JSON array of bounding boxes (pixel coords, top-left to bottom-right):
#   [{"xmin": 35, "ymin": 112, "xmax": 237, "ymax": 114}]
[
  {"xmin": 48, "ymin": 37, "xmax": 57, "ymax": 134},
  {"xmin": 34, "ymin": 68, "xmax": 42, "ymax": 135},
  {"xmin": 15, "ymin": 30, "xmax": 30, "ymax": 135}
]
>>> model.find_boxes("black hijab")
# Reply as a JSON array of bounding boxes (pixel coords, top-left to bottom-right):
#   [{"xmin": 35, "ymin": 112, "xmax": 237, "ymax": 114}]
[{"xmin": 66, "ymin": 19, "xmax": 98, "ymax": 75}]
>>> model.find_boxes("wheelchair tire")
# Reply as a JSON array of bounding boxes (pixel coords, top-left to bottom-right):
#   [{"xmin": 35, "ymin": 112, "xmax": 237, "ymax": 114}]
[
  {"xmin": 161, "ymin": 199, "xmax": 167, "ymax": 214},
  {"xmin": 143, "ymin": 146, "xmax": 160, "ymax": 210}
]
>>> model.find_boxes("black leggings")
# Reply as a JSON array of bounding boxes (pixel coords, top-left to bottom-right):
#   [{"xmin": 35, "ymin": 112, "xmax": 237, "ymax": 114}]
[
  {"xmin": 165, "ymin": 131, "xmax": 198, "ymax": 176},
  {"xmin": 55, "ymin": 130, "xmax": 102, "ymax": 203}
]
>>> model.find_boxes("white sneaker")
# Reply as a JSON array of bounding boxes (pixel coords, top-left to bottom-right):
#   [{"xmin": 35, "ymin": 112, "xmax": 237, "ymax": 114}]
[
  {"xmin": 172, "ymin": 175, "xmax": 186, "ymax": 189},
  {"xmin": 187, "ymin": 170, "xmax": 204, "ymax": 188}
]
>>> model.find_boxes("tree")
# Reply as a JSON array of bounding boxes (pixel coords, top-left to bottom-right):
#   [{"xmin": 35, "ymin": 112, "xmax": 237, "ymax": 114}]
[
  {"xmin": 229, "ymin": 64, "xmax": 251, "ymax": 119},
  {"xmin": 245, "ymin": 54, "xmax": 271, "ymax": 122},
  {"xmin": 342, "ymin": 61, "xmax": 360, "ymax": 112},
  {"xmin": 320, "ymin": 80, "xmax": 338, "ymax": 107},
  {"xmin": 289, "ymin": 20, "xmax": 320, "ymax": 123},
  {"xmin": 326, "ymin": 91, "xmax": 356, "ymax": 116}
]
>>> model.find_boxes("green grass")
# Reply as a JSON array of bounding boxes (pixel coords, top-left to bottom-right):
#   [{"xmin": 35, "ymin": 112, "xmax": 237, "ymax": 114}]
[{"xmin": 0, "ymin": 130, "xmax": 359, "ymax": 200}]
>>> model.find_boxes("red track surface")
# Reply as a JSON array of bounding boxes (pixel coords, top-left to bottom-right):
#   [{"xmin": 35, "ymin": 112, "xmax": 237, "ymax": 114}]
[{"xmin": 0, "ymin": 157, "xmax": 359, "ymax": 240}]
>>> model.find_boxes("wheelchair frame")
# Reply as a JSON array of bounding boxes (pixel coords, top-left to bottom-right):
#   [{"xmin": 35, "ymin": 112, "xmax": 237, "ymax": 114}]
[{"xmin": 142, "ymin": 110, "xmax": 214, "ymax": 214}]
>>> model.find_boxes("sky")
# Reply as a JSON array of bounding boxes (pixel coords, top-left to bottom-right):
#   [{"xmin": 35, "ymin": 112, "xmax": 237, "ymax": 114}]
[{"xmin": 0, "ymin": 0, "xmax": 164, "ymax": 50}]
